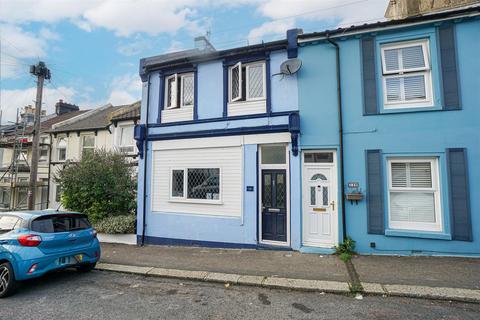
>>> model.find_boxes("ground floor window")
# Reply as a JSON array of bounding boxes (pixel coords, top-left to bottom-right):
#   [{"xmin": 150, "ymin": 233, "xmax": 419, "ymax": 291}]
[
  {"xmin": 170, "ymin": 168, "xmax": 220, "ymax": 202},
  {"xmin": 387, "ymin": 157, "xmax": 442, "ymax": 232}
]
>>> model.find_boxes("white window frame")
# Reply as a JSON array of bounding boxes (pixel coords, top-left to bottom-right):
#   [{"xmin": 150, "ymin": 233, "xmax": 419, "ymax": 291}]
[
  {"xmin": 80, "ymin": 134, "xmax": 95, "ymax": 157},
  {"xmin": 180, "ymin": 73, "xmax": 194, "ymax": 108},
  {"xmin": 387, "ymin": 157, "xmax": 443, "ymax": 232},
  {"xmin": 380, "ymin": 39, "xmax": 433, "ymax": 109},
  {"xmin": 116, "ymin": 124, "xmax": 135, "ymax": 154},
  {"xmin": 165, "ymin": 73, "xmax": 195, "ymax": 110},
  {"xmin": 57, "ymin": 137, "xmax": 67, "ymax": 162},
  {"xmin": 229, "ymin": 61, "xmax": 266, "ymax": 103},
  {"xmin": 169, "ymin": 167, "xmax": 222, "ymax": 204}
]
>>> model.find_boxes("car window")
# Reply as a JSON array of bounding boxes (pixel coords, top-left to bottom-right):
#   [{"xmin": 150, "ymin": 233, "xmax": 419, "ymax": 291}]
[
  {"xmin": 31, "ymin": 215, "xmax": 91, "ymax": 233},
  {"xmin": 0, "ymin": 215, "xmax": 22, "ymax": 233}
]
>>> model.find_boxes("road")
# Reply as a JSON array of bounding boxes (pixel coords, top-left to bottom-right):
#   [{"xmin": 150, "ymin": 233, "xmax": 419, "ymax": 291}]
[{"xmin": 1, "ymin": 270, "xmax": 479, "ymax": 320}]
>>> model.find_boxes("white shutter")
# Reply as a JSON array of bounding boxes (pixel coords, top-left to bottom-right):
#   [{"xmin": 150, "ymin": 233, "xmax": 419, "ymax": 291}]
[
  {"xmin": 391, "ymin": 162, "xmax": 407, "ymax": 187},
  {"xmin": 383, "ymin": 48, "xmax": 400, "ymax": 73},
  {"xmin": 401, "ymin": 45, "xmax": 426, "ymax": 70},
  {"xmin": 409, "ymin": 162, "xmax": 432, "ymax": 188},
  {"xmin": 403, "ymin": 75, "xmax": 426, "ymax": 101},
  {"xmin": 385, "ymin": 77, "xmax": 402, "ymax": 102},
  {"xmin": 390, "ymin": 192, "xmax": 436, "ymax": 223},
  {"xmin": 230, "ymin": 62, "xmax": 242, "ymax": 102}
]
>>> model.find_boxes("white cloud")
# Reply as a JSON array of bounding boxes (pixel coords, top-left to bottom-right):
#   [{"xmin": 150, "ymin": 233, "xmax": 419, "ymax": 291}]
[
  {"xmin": 104, "ymin": 73, "xmax": 141, "ymax": 106},
  {"xmin": 117, "ymin": 35, "xmax": 152, "ymax": 56},
  {"xmin": 0, "ymin": 85, "xmax": 77, "ymax": 124},
  {"xmin": 248, "ymin": 19, "xmax": 295, "ymax": 44}
]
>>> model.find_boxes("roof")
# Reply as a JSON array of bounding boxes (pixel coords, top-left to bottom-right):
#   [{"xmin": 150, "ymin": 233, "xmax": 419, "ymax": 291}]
[
  {"xmin": 109, "ymin": 101, "xmax": 141, "ymax": 123},
  {"xmin": 298, "ymin": 5, "xmax": 480, "ymax": 42},
  {"xmin": 25, "ymin": 110, "xmax": 88, "ymax": 135},
  {"xmin": 49, "ymin": 104, "xmax": 119, "ymax": 133}
]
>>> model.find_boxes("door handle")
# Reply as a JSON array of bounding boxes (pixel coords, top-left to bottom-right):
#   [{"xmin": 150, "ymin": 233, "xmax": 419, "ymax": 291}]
[
  {"xmin": 330, "ymin": 201, "xmax": 335, "ymax": 211},
  {"xmin": 269, "ymin": 208, "xmax": 281, "ymax": 212}
]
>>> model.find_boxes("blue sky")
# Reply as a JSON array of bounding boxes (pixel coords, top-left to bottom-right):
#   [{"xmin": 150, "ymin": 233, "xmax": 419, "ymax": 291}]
[{"xmin": 0, "ymin": 0, "xmax": 388, "ymax": 123}]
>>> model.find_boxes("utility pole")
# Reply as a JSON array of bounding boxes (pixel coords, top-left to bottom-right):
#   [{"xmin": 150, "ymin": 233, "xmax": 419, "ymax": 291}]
[{"xmin": 28, "ymin": 61, "xmax": 51, "ymax": 210}]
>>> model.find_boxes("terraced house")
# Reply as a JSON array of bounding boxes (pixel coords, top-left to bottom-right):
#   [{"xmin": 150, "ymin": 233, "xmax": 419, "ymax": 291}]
[{"xmin": 136, "ymin": 2, "xmax": 480, "ymax": 256}]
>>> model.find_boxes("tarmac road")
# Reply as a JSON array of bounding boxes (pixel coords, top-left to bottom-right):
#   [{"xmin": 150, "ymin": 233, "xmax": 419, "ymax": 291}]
[{"xmin": 1, "ymin": 270, "xmax": 479, "ymax": 320}]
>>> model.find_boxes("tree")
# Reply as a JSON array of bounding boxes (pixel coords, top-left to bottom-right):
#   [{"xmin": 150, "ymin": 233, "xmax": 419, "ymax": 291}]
[{"xmin": 55, "ymin": 149, "xmax": 136, "ymax": 222}]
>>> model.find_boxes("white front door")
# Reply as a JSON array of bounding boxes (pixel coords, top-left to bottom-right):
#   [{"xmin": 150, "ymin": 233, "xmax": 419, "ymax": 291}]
[{"xmin": 302, "ymin": 151, "xmax": 338, "ymax": 248}]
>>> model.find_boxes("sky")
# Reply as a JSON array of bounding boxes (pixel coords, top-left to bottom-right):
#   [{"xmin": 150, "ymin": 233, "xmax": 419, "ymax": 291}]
[{"xmin": 0, "ymin": 0, "xmax": 389, "ymax": 124}]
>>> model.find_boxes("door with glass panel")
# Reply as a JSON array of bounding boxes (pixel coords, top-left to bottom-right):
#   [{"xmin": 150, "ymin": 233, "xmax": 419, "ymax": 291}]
[
  {"xmin": 302, "ymin": 151, "xmax": 337, "ymax": 247},
  {"xmin": 261, "ymin": 170, "xmax": 287, "ymax": 243}
]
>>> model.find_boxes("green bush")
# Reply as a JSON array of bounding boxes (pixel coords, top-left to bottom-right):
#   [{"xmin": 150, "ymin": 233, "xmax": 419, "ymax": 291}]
[
  {"xmin": 93, "ymin": 215, "xmax": 136, "ymax": 234},
  {"xmin": 55, "ymin": 149, "xmax": 136, "ymax": 223}
]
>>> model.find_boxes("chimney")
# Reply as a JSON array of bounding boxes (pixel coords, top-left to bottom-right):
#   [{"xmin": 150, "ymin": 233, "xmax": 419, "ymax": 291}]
[
  {"xmin": 55, "ymin": 99, "xmax": 80, "ymax": 116},
  {"xmin": 194, "ymin": 36, "xmax": 215, "ymax": 52},
  {"xmin": 385, "ymin": 0, "xmax": 480, "ymax": 20}
]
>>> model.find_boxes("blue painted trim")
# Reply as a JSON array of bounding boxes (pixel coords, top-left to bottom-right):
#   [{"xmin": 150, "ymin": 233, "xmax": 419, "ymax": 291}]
[
  {"xmin": 385, "ymin": 229, "xmax": 452, "ymax": 240},
  {"xmin": 299, "ymin": 246, "xmax": 336, "ymax": 255},
  {"xmin": 162, "ymin": 65, "xmax": 196, "ymax": 76},
  {"xmin": 193, "ymin": 65, "xmax": 198, "ymax": 120},
  {"xmin": 149, "ymin": 111, "xmax": 297, "ymax": 128},
  {"xmin": 147, "ymin": 124, "xmax": 289, "ymax": 141},
  {"xmin": 287, "ymin": 28, "xmax": 301, "ymax": 59},
  {"xmin": 138, "ymin": 235, "xmax": 293, "ymax": 251},
  {"xmin": 222, "ymin": 62, "xmax": 228, "ymax": 118},
  {"xmin": 223, "ymin": 52, "xmax": 269, "ymax": 66},
  {"xmin": 256, "ymin": 148, "xmax": 259, "ymax": 242},
  {"xmin": 266, "ymin": 54, "xmax": 272, "ymax": 115},
  {"xmin": 157, "ymin": 72, "xmax": 164, "ymax": 124}
]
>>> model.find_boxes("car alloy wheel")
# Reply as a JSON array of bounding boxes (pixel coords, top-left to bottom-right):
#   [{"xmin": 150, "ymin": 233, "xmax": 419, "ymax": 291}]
[{"xmin": 0, "ymin": 265, "xmax": 9, "ymax": 295}]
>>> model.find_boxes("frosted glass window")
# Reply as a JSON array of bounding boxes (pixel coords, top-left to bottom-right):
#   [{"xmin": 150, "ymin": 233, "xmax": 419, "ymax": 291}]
[{"xmin": 261, "ymin": 145, "xmax": 286, "ymax": 164}]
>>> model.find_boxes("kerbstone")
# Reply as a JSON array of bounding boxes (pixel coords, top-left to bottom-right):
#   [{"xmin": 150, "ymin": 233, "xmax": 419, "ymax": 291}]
[
  {"xmin": 263, "ymin": 277, "xmax": 350, "ymax": 293},
  {"xmin": 96, "ymin": 263, "xmax": 153, "ymax": 275},
  {"xmin": 362, "ymin": 283, "xmax": 386, "ymax": 295},
  {"xmin": 237, "ymin": 275, "xmax": 266, "ymax": 286},
  {"xmin": 205, "ymin": 272, "xmax": 241, "ymax": 284},
  {"xmin": 147, "ymin": 267, "xmax": 208, "ymax": 281},
  {"xmin": 384, "ymin": 284, "xmax": 480, "ymax": 302}
]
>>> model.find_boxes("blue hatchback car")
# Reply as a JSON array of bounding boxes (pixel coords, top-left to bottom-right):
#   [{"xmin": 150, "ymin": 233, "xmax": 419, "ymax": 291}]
[{"xmin": 0, "ymin": 210, "xmax": 100, "ymax": 298}]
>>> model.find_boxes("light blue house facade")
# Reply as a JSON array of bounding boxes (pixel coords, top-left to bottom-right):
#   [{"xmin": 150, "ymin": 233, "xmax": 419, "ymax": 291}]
[
  {"xmin": 135, "ymin": 36, "xmax": 305, "ymax": 250},
  {"xmin": 296, "ymin": 6, "xmax": 480, "ymax": 256}
]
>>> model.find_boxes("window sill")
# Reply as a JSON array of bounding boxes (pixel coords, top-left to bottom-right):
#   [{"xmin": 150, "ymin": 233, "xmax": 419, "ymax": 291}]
[
  {"xmin": 168, "ymin": 198, "xmax": 223, "ymax": 205},
  {"xmin": 385, "ymin": 229, "xmax": 451, "ymax": 240}
]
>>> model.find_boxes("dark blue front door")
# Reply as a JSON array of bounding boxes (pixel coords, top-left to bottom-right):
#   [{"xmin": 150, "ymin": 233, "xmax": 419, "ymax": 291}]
[{"xmin": 261, "ymin": 170, "xmax": 287, "ymax": 242}]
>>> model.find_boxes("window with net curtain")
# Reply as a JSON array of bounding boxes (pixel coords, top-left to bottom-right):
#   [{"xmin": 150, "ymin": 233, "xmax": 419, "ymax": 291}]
[
  {"xmin": 381, "ymin": 39, "xmax": 433, "ymax": 109},
  {"xmin": 81, "ymin": 135, "xmax": 95, "ymax": 157},
  {"xmin": 388, "ymin": 158, "xmax": 442, "ymax": 232},
  {"xmin": 57, "ymin": 138, "xmax": 67, "ymax": 161}
]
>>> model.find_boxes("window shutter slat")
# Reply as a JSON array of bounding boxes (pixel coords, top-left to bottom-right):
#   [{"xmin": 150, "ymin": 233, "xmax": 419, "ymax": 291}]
[
  {"xmin": 384, "ymin": 48, "xmax": 400, "ymax": 72},
  {"xmin": 439, "ymin": 25, "xmax": 460, "ymax": 110},
  {"xmin": 366, "ymin": 150, "xmax": 385, "ymax": 234},
  {"xmin": 362, "ymin": 38, "xmax": 378, "ymax": 115},
  {"xmin": 446, "ymin": 148, "xmax": 472, "ymax": 241},
  {"xmin": 404, "ymin": 75, "xmax": 426, "ymax": 101},
  {"xmin": 401, "ymin": 45, "xmax": 426, "ymax": 70},
  {"xmin": 390, "ymin": 192, "xmax": 436, "ymax": 223},
  {"xmin": 409, "ymin": 162, "xmax": 432, "ymax": 188}
]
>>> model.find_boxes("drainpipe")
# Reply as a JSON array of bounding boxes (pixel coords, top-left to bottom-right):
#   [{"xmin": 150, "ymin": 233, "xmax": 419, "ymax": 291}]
[
  {"xmin": 141, "ymin": 74, "xmax": 151, "ymax": 246},
  {"xmin": 326, "ymin": 35, "xmax": 347, "ymax": 242}
]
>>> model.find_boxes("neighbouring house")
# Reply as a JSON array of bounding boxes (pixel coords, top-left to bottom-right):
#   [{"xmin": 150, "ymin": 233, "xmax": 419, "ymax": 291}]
[
  {"xmin": 0, "ymin": 100, "xmax": 85, "ymax": 210},
  {"xmin": 48, "ymin": 101, "xmax": 140, "ymax": 209},
  {"xmin": 135, "ymin": 3, "xmax": 479, "ymax": 256},
  {"xmin": 293, "ymin": 3, "xmax": 479, "ymax": 255}
]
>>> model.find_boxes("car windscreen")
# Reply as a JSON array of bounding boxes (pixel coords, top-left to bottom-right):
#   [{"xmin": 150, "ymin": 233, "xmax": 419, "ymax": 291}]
[
  {"xmin": 31, "ymin": 214, "xmax": 91, "ymax": 233},
  {"xmin": 0, "ymin": 215, "xmax": 22, "ymax": 234}
]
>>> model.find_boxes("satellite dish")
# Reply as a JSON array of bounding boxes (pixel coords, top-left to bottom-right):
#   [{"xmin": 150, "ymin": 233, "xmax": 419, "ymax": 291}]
[{"xmin": 280, "ymin": 58, "xmax": 302, "ymax": 76}]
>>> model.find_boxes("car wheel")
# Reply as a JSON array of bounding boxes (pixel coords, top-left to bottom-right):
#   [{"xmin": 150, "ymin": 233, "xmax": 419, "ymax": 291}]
[
  {"xmin": 76, "ymin": 263, "xmax": 96, "ymax": 273},
  {"xmin": 0, "ymin": 261, "xmax": 17, "ymax": 298}
]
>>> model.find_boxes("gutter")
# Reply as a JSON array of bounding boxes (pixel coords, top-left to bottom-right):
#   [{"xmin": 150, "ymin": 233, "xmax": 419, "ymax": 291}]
[
  {"xmin": 141, "ymin": 74, "xmax": 151, "ymax": 246},
  {"xmin": 326, "ymin": 35, "xmax": 347, "ymax": 243},
  {"xmin": 299, "ymin": 8, "xmax": 480, "ymax": 43}
]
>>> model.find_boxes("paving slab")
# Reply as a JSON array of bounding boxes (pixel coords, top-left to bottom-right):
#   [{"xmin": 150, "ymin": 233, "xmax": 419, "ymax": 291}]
[
  {"xmin": 100, "ymin": 243, "xmax": 350, "ymax": 282},
  {"xmin": 352, "ymin": 255, "xmax": 480, "ymax": 290}
]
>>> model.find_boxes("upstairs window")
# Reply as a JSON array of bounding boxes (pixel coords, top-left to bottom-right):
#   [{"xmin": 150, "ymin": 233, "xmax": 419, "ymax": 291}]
[
  {"xmin": 387, "ymin": 158, "xmax": 442, "ymax": 232},
  {"xmin": 57, "ymin": 138, "xmax": 67, "ymax": 161},
  {"xmin": 81, "ymin": 135, "xmax": 95, "ymax": 157},
  {"xmin": 229, "ymin": 61, "xmax": 265, "ymax": 103},
  {"xmin": 165, "ymin": 73, "xmax": 194, "ymax": 110},
  {"xmin": 39, "ymin": 136, "xmax": 49, "ymax": 162},
  {"xmin": 117, "ymin": 124, "xmax": 135, "ymax": 154},
  {"xmin": 381, "ymin": 39, "xmax": 433, "ymax": 109}
]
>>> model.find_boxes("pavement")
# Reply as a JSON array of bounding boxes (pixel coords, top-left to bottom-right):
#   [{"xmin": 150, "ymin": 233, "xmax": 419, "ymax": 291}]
[
  {"xmin": 3, "ymin": 270, "xmax": 479, "ymax": 320},
  {"xmin": 98, "ymin": 243, "xmax": 480, "ymax": 303}
]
